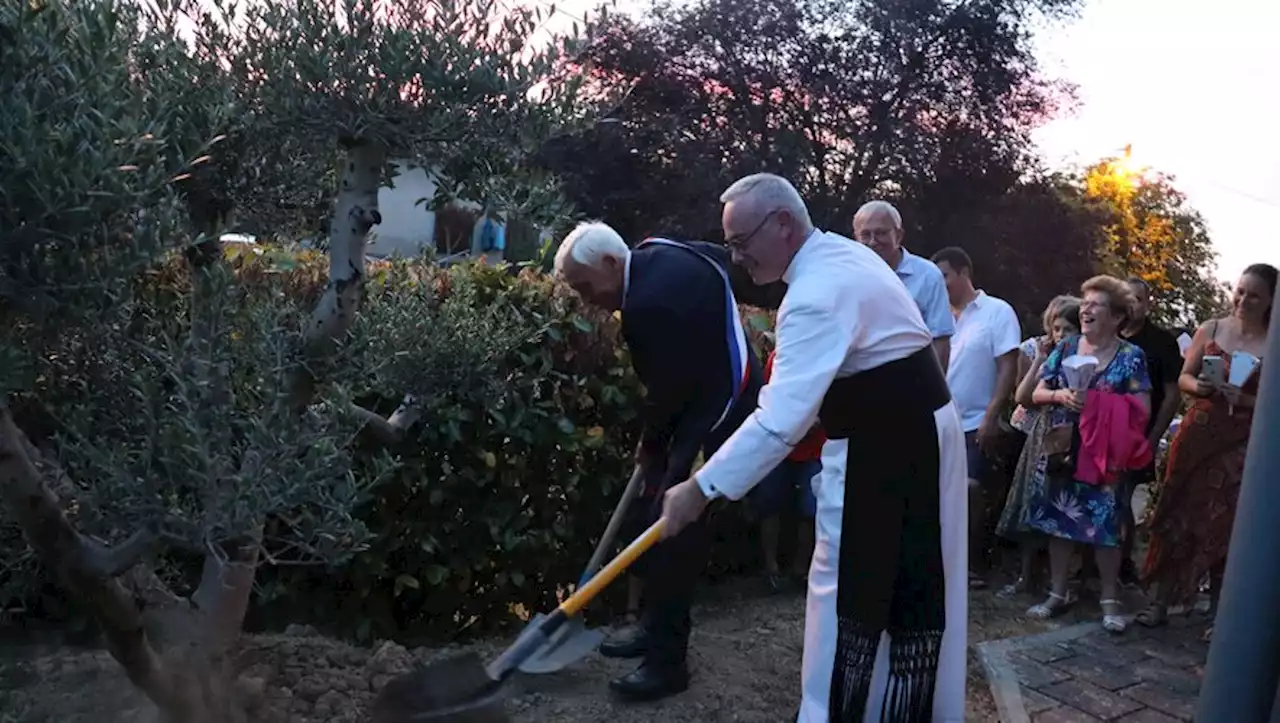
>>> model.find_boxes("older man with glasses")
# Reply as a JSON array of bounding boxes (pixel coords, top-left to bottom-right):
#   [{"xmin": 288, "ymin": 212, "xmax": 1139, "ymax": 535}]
[
  {"xmin": 853, "ymin": 200, "xmax": 955, "ymax": 373},
  {"xmin": 661, "ymin": 173, "xmax": 969, "ymax": 722}
]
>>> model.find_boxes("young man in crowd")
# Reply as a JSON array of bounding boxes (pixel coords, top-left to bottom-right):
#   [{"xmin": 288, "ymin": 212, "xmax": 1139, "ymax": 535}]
[
  {"xmin": 1118, "ymin": 276, "xmax": 1183, "ymax": 583},
  {"xmin": 932, "ymin": 246, "xmax": 1021, "ymax": 591}
]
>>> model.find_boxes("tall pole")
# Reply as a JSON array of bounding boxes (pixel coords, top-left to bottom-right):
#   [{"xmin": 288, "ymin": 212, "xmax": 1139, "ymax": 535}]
[{"xmin": 1197, "ymin": 306, "xmax": 1280, "ymax": 720}]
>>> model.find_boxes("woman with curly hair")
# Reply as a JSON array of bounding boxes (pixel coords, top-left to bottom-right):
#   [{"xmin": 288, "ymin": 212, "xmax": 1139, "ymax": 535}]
[{"xmin": 1023, "ymin": 276, "xmax": 1151, "ymax": 634}]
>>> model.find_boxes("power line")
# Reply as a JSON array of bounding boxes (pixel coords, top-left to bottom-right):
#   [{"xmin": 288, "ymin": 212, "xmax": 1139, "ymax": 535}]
[{"xmin": 1196, "ymin": 178, "xmax": 1280, "ymax": 210}]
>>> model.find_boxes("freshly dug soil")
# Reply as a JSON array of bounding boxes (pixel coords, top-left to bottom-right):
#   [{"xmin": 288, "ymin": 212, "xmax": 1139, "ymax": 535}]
[{"xmin": 1, "ymin": 575, "xmax": 1138, "ymax": 723}]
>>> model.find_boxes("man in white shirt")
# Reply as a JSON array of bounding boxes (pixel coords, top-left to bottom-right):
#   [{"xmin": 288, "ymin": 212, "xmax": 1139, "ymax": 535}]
[
  {"xmin": 930, "ymin": 247, "xmax": 1021, "ymax": 591},
  {"xmin": 853, "ymin": 200, "xmax": 955, "ymax": 373},
  {"xmin": 661, "ymin": 173, "xmax": 968, "ymax": 722}
]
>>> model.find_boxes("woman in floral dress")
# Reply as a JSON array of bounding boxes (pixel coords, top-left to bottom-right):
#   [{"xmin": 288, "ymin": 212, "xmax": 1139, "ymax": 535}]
[
  {"xmin": 997, "ymin": 296, "xmax": 1080, "ymax": 597},
  {"xmin": 1138, "ymin": 264, "xmax": 1276, "ymax": 640},
  {"xmin": 1024, "ymin": 276, "xmax": 1151, "ymax": 634}
]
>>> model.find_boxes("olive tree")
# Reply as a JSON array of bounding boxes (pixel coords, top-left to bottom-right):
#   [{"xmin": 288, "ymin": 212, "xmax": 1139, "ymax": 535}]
[{"xmin": 0, "ymin": 0, "xmax": 595, "ymax": 719}]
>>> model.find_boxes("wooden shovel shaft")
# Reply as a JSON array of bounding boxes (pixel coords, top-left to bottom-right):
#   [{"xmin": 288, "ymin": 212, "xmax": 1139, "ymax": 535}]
[
  {"xmin": 560, "ymin": 519, "xmax": 664, "ymax": 617},
  {"xmin": 578, "ymin": 465, "xmax": 646, "ymax": 586},
  {"xmin": 487, "ymin": 518, "xmax": 664, "ymax": 679}
]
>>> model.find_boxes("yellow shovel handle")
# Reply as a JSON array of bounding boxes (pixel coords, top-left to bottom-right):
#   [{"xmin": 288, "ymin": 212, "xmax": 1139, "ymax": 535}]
[{"xmin": 559, "ymin": 518, "xmax": 665, "ymax": 617}]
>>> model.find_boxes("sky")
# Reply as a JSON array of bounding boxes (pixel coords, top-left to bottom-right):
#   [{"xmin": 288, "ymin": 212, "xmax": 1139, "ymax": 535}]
[
  {"xmin": 1032, "ymin": 0, "xmax": 1280, "ymax": 283},
  {"xmin": 547, "ymin": 0, "xmax": 1280, "ymax": 283}
]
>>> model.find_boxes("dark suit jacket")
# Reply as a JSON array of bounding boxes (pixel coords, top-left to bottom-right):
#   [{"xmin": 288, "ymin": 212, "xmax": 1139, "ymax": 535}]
[{"xmin": 622, "ymin": 240, "xmax": 763, "ymax": 496}]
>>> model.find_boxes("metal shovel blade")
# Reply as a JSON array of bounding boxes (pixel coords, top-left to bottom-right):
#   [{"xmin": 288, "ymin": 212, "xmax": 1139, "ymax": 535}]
[
  {"xmin": 371, "ymin": 651, "xmax": 510, "ymax": 723},
  {"xmin": 515, "ymin": 613, "xmax": 606, "ymax": 674}
]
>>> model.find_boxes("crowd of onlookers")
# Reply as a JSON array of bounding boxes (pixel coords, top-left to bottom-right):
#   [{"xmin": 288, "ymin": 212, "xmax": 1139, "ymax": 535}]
[{"xmin": 727, "ymin": 200, "xmax": 1277, "ymax": 640}]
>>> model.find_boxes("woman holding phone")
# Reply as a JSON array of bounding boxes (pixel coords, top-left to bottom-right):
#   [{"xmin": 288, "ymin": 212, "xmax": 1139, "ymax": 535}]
[{"xmin": 1139, "ymin": 264, "xmax": 1277, "ymax": 639}]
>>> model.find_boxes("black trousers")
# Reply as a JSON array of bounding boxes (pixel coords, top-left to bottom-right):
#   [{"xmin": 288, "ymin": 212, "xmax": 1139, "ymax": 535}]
[
  {"xmin": 628, "ymin": 495, "xmax": 711, "ymax": 667},
  {"xmin": 625, "ymin": 390, "xmax": 758, "ymax": 669}
]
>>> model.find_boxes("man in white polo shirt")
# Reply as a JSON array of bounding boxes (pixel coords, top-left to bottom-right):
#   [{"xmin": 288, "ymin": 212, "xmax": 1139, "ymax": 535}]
[
  {"xmin": 931, "ymin": 246, "xmax": 1021, "ymax": 591},
  {"xmin": 853, "ymin": 200, "xmax": 955, "ymax": 372}
]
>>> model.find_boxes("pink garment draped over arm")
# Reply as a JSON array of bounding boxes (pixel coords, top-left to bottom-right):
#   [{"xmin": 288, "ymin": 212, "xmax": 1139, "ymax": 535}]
[{"xmin": 1075, "ymin": 390, "xmax": 1153, "ymax": 485}]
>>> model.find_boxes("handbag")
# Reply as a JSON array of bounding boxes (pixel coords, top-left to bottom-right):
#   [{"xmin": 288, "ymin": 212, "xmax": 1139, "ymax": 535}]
[{"xmin": 1043, "ymin": 422, "xmax": 1078, "ymax": 476}]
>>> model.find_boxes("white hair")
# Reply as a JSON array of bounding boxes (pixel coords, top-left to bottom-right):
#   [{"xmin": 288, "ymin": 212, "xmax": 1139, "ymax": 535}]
[
  {"xmin": 853, "ymin": 200, "xmax": 903, "ymax": 230},
  {"xmin": 719, "ymin": 173, "xmax": 813, "ymax": 230},
  {"xmin": 553, "ymin": 221, "xmax": 630, "ymax": 274}
]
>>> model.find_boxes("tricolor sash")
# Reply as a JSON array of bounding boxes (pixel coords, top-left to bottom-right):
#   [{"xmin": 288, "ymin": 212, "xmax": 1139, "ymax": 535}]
[{"xmin": 636, "ymin": 237, "xmax": 751, "ymax": 432}]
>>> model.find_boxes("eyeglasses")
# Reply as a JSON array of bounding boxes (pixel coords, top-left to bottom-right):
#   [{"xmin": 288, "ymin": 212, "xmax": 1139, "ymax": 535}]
[{"xmin": 725, "ymin": 210, "xmax": 779, "ymax": 252}]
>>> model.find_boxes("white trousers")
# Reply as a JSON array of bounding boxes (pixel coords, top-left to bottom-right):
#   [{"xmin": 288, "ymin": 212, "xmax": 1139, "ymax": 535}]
[{"xmin": 797, "ymin": 402, "xmax": 969, "ymax": 723}]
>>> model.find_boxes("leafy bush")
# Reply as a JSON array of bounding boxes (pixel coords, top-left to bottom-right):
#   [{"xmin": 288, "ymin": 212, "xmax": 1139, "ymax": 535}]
[
  {"xmin": 1, "ymin": 248, "xmax": 779, "ymax": 642},
  {"xmin": 255, "ymin": 260, "xmax": 644, "ymax": 640}
]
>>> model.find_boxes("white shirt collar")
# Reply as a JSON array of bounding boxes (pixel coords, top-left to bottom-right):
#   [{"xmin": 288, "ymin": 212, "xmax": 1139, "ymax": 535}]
[
  {"xmin": 894, "ymin": 247, "xmax": 913, "ymax": 275},
  {"xmin": 957, "ymin": 289, "xmax": 988, "ymax": 316},
  {"xmin": 782, "ymin": 228, "xmax": 823, "ymax": 284}
]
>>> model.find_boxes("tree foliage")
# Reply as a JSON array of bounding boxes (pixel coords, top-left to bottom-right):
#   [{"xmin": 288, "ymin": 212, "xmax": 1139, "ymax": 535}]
[
  {"xmin": 1081, "ymin": 157, "xmax": 1227, "ymax": 327},
  {"xmin": 539, "ymin": 0, "xmax": 1082, "ymax": 242},
  {"xmin": 0, "ymin": 0, "xmax": 596, "ymax": 718}
]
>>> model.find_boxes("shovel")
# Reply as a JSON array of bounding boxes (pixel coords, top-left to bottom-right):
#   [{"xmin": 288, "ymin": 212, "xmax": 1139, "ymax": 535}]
[
  {"xmin": 516, "ymin": 465, "xmax": 646, "ymax": 674},
  {"xmin": 371, "ymin": 517, "xmax": 668, "ymax": 723}
]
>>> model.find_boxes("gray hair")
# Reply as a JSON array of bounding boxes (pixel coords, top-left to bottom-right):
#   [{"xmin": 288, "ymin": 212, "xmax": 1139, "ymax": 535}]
[
  {"xmin": 719, "ymin": 173, "xmax": 813, "ymax": 230},
  {"xmin": 553, "ymin": 221, "xmax": 629, "ymax": 274},
  {"xmin": 853, "ymin": 200, "xmax": 903, "ymax": 230}
]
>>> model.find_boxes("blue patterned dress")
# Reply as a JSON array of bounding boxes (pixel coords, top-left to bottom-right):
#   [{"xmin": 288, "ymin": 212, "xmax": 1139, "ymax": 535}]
[{"xmin": 1024, "ymin": 336, "xmax": 1152, "ymax": 547}]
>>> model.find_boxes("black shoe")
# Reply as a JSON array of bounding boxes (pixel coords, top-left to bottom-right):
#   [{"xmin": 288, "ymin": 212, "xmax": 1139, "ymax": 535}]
[
  {"xmin": 608, "ymin": 661, "xmax": 690, "ymax": 702},
  {"xmin": 599, "ymin": 624, "xmax": 649, "ymax": 659}
]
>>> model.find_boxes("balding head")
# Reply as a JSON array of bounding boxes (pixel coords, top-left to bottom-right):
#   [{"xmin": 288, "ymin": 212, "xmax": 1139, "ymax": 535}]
[
  {"xmin": 719, "ymin": 173, "xmax": 814, "ymax": 284},
  {"xmin": 553, "ymin": 221, "xmax": 630, "ymax": 311},
  {"xmin": 852, "ymin": 200, "xmax": 904, "ymax": 268}
]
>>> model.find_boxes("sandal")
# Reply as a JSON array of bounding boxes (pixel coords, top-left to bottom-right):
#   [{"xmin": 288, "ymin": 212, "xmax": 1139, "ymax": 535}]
[
  {"xmin": 1135, "ymin": 603, "xmax": 1168, "ymax": 628},
  {"xmin": 1101, "ymin": 599, "xmax": 1127, "ymax": 634},
  {"xmin": 969, "ymin": 571, "xmax": 988, "ymax": 590},
  {"xmin": 1027, "ymin": 592, "xmax": 1072, "ymax": 620}
]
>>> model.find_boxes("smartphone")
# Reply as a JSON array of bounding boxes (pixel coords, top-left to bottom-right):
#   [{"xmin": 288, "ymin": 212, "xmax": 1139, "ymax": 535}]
[{"xmin": 1201, "ymin": 355, "xmax": 1227, "ymax": 387}]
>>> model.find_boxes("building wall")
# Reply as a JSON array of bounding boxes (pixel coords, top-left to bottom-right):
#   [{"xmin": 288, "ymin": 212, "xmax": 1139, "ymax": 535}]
[
  {"xmin": 365, "ymin": 159, "xmax": 547, "ymax": 262},
  {"xmin": 366, "ymin": 161, "xmax": 451, "ymax": 260}
]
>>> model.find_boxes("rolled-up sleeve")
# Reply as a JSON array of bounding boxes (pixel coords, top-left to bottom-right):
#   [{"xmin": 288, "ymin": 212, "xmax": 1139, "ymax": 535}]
[
  {"xmin": 918, "ymin": 269, "xmax": 955, "ymax": 340},
  {"xmin": 695, "ymin": 299, "xmax": 852, "ymax": 500}
]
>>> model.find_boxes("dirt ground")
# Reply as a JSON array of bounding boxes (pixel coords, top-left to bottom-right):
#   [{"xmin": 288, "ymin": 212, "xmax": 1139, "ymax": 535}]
[{"xmin": 0, "ymin": 569, "xmax": 1148, "ymax": 723}]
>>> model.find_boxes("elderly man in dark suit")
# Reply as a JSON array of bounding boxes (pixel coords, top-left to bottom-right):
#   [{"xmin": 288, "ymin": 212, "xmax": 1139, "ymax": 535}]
[{"xmin": 554, "ymin": 221, "xmax": 765, "ymax": 702}]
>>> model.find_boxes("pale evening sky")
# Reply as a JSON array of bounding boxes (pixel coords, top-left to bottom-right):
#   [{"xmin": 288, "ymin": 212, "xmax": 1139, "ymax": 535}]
[{"xmin": 548, "ymin": 0, "xmax": 1280, "ymax": 283}]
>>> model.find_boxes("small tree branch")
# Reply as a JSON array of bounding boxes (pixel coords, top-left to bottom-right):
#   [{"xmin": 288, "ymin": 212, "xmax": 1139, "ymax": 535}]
[
  {"xmin": 386, "ymin": 393, "xmax": 421, "ymax": 429},
  {"xmin": 351, "ymin": 404, "xmax": 403, "ymax": 445},
  {"xmin": 351, "ymin": 393, "xmax": 421, "ymax": 445},
  {"xmin": 82, "ymin": 527, "xmax": 157, "ymax": 578},
  {"xmin": 0, "ymin": 405, "xmax": 181, "ymax": 712}
]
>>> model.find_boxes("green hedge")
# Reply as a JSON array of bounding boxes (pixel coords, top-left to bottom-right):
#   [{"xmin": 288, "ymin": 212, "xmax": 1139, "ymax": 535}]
[
  {"xmin": 255, "ymin": 258, "xmax": 777, "ymax": 641},
  {"xmin": 2, "ymin": 248, "xmax": 780, "ymax": 643}
]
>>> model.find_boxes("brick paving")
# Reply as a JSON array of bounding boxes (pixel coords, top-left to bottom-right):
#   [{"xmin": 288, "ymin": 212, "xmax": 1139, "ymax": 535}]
[{"xmin": 976, "ymin": 612, "xmax": 1211, "ymax": 722}]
